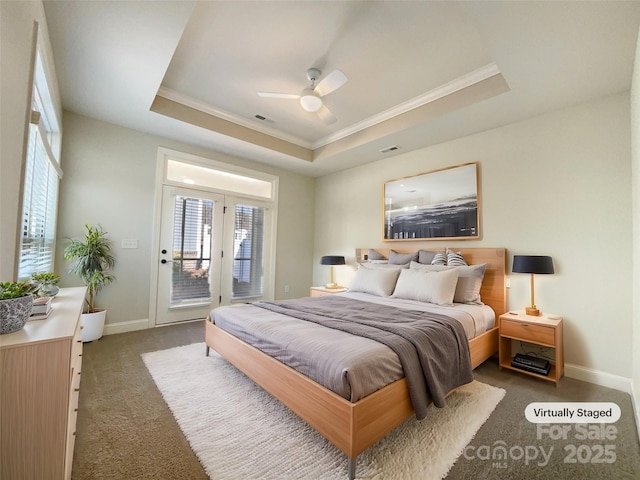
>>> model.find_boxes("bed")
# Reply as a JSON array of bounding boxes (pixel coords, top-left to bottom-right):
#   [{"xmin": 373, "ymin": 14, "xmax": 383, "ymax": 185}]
[{"xmin": 205, "ymin": 247, "xmax": 506, "ymax": 478}]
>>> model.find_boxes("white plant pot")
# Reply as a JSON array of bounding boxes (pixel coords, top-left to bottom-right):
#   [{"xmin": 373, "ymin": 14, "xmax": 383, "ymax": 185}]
[{"xmin": 81, "ymin": 309, "xmax": 106, "ymax": 342}]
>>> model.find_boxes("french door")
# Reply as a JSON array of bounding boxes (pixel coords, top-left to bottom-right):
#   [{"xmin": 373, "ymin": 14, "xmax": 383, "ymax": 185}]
[{"xmin": 155, "ymin": 186, "xmax": 224, "ymax": 325}]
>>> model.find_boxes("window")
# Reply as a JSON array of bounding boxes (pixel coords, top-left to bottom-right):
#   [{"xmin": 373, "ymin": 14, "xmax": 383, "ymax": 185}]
[
  {"xmin": 167, "ymin": 159, "xmax": 273, "ymax": 199},
  {"xmin": 18, "ymin": 50, "xmax": 62, "ymax": 279},
  {"xmin": 170, "ymin": 196, "xmax": 213, "ymax": 304},
  {"xmin": 233, "ymin": 205, "xmax": 265, "ymax": 299}
]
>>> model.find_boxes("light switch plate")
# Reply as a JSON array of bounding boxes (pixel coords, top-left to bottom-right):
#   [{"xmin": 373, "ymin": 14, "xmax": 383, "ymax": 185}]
[{"xmin": 121, "ymin": 239, "xmax": 138, "ymax": 249}]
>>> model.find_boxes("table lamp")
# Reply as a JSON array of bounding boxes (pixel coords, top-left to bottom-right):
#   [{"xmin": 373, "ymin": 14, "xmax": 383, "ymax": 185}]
[
  {"xmin": 320, "ymin": 255, "xmax": 345, "ymax": 289},
  {"xmin": 512, "ymin": 255, "xmax": 554, "ymax": 316}
]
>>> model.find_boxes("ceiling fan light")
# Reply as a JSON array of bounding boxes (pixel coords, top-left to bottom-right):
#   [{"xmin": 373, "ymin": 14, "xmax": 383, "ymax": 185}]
[{"xmin": 300, "ymin": 88, "xmax": 322, "ymax": 113}]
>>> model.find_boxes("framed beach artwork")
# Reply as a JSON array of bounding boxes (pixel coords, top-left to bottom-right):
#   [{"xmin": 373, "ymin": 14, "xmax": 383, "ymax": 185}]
[{"xmin": 383, "ymin": 162, "xmax": 480, "ymax": 241}]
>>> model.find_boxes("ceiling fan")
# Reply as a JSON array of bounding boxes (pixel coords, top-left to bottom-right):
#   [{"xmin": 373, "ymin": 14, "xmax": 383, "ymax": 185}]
[{"xmin": 258, "ymin": 68, "xmax": 348, "ymax": 125}]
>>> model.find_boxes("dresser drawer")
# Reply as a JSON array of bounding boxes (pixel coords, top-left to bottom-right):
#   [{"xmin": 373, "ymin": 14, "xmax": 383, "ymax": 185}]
[
  {"xmin": 70, "ymin": 323, "xmax": 83, "ymax": 387},
  {"xmin": 500, "ymin": 318, "xmax": 555, "ymax": 346}
]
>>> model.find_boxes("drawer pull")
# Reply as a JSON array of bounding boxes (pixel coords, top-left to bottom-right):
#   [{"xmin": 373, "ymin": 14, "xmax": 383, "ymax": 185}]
[
  {"xmin": 74, "ymin": 388, "xmax": 80, "ymax": 392},
  {"xmin": 77, "ymin": 340, "xmax": 82, "ymax": 343},
  {"xmin": 522, "ymin": 324, "xmax": 529, "ymax": 327}
]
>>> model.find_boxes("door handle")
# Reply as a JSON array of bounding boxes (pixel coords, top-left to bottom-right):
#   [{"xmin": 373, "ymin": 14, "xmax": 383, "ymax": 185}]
[{"xmin": 161, "ymin": 259, "xmax": 173, "ymax": 264}]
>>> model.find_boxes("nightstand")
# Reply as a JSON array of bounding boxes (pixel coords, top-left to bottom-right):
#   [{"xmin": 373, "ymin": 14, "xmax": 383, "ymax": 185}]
[
  {"xmin": 310, "ymin": 286, "xmax": 348, "ymax": 297},
  {"xmin": 499, "ymin": 310, "xmax": 564, "ymax": 384}
]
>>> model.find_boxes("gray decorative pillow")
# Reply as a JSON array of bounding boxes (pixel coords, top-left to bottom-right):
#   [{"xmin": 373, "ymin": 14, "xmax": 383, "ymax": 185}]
[
  {"xmin": 410, "ymin": 261, "xmax": 486, "ymax": 304},
  {"xmin": 389, "ymin": 250, "xmax": 418, "ymax": 265},
  {"xmin": 454, "ymin": 263, "xmax": 486, "ymax": 304},
  {"xmin": 410, "ymin": 261, "xmax": 448, "ymax": 272},
  {"xmin": 367, "ymin": 249, "xmax": 386, "ymax": 261},
  {"xmin": 431, "ymin": 252, "xmax": 447, "ymax": 265},
  {"xmin": 418, "ymin": 250, "xmax": 436, "ymax": 264}
]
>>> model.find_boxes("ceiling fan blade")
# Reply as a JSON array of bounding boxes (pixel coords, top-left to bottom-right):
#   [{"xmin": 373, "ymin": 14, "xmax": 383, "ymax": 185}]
[
  {"xmin": 314, "ymin": 69, "xmax": 348, "ymax": 97},
  {"xmin": 317, "ymin": 105, "xmax": 337, "ymax": 125},
  {"xmin": 257, "ymin": 92, "xmax": 300, "ymax": 99}
]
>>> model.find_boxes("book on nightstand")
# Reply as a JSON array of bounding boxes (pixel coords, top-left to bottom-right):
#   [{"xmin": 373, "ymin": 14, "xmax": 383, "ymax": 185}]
[
  {"xmin": 31, "ymin": 296, "xmax": 53, "ymax": 318},
  {"xmin": 29, "ymin": 309, "xmax": 53, "ymax": 321}
]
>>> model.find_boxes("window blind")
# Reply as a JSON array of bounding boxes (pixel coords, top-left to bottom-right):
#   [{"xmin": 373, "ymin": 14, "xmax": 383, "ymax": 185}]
[
  {"xmin": 170, "ymin": 196, "xmax": 213, "ymax": 304},
  {"xmin": 233, "ymin": 205, "xmax": 264, "ymax": 298},
  {"xmin": 18, "ymin": 123, "xmax": 60, "ymax": 279}
]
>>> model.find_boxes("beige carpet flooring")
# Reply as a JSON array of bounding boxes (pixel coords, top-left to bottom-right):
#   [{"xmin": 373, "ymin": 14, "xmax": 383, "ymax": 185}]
[{"xmin": 72, "ymin": 320, "xmax": 640, "ymax": 479}]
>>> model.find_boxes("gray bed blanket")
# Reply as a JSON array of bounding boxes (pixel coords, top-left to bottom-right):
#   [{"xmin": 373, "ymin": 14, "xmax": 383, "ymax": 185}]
[{"xmin": 254, "ymin": 296, "xmax": 473, "ymax": 420}]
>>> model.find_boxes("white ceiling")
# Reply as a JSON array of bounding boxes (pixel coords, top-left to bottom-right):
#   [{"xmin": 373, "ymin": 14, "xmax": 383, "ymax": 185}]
[{"xmin": 43, "ymin": 1, "xmax": 640, "ymax": 177}]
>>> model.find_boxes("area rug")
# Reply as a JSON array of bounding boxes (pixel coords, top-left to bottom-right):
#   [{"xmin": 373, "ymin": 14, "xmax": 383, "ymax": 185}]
[{"xmin": 142, "ymin": 342, "xmax": 505, "ymax": 480}]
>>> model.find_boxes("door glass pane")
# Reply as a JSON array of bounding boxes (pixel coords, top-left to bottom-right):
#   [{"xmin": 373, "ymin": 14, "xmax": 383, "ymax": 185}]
[
  {"xmin": 171, "ymin": 196, "xmax": 213, "ymax": 306},
  {"xmin": 233, "ymin": 205, "xmax": 264, "ymax": 299}
]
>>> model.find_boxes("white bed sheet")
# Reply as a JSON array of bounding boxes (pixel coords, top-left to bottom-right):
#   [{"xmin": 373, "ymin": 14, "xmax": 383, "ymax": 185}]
[{"xmin": 337, "ymin": 291, "xmax": 495, "ymax": 339}]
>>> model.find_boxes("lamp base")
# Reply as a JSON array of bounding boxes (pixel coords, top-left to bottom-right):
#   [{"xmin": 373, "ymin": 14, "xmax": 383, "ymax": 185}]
[
  {"xmin": 525, "ymin": 307, "xmax": 541, "ymax": 316},
  {"xmin": 324, "ymin": 283, "xmax": 343, "ymax": 289}
]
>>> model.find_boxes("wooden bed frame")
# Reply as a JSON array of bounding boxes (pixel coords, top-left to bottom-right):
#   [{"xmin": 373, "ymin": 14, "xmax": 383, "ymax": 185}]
[{"xmin": 205, "ymin": 247, "xmax": 506, "ymax": 479}]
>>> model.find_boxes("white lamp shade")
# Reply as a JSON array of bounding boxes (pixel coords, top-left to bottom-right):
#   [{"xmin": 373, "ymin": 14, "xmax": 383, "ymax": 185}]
[{"xmin": 299, "ymin": 88, "xmax": 322, "ymax": 112}]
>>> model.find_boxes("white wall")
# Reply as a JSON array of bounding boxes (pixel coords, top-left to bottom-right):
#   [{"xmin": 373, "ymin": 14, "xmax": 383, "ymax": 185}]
[
  {"xmin": 314, "ymin": 93, "xmax": 633, "ymax": 381},
  {"xmin": 631, "ymin": 27, "xmax": 640, "ymax": 433},
  {"xmin": 56, "ymin": 112, "xmax": 316, "ymax": 326},
  {"xmin": 0, "ymin": 1, "xmax": 60, "ymax": 280}
]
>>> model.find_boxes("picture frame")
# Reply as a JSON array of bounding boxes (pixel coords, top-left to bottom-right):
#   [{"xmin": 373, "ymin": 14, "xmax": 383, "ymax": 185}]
[{"xmin": 383, "ymin": 162, "xmax": 480, "ymax": 241}]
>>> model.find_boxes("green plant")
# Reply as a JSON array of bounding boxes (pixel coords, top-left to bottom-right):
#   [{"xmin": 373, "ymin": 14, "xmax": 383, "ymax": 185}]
[
  {"xmin": 63, "ymin": 224, "xmax": 116, "ymax": 313},
  {"xmin": 0, "ymin": 281, "xmax": 40, "ymax": 300},
  {"xmin": 31, "ymin": 272, "xmax": 61, "ymax": 297},
  {"xmin": 30, "ymin": 272, "xmax": 60, "ymax": 286}
]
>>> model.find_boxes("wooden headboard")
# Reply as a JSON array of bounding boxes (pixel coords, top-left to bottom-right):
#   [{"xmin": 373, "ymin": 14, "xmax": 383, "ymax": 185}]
[{"xmin": 356, "ymin": 248, "xmax": 507, "ymax": 319}]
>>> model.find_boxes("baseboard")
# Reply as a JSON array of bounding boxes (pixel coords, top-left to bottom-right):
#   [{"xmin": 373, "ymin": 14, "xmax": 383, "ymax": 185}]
[
  {"xmin": 564, "ymin": 362, "xmax": 632, "ymax": 394},
  {"xmin": 632, "ymin": 382, "xmax": 640, "ymax": 442},
  {"xmin": 103, "ymin": 318, "xmax": 149, "ymax": 336}
]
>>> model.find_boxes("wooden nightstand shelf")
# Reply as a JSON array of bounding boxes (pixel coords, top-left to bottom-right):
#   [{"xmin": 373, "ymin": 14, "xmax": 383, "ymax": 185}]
[
  {"xmin": 310, "ymin": 286, "xmax": 348, "ymax": 297},
  {"xmin": 499, "ymin": 310, "xmax": 564, "ymax": 384}
]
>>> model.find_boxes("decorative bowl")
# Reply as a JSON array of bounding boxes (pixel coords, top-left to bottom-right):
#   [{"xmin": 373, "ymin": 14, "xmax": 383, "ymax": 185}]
[{"xmin": 0, "ymin": 295, "xmax": 33, "ymax": 334}]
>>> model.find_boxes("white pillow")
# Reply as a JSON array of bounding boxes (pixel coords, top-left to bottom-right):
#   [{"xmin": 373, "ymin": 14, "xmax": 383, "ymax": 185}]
[
  {"xmin": 410, "ymin": 261, "xmax": 486, "ymax": 304},
  {"xmin": 348, "ymin": 267, "xmax": 401, "ymax": 297},
  {"xmin": 391, "ymin": 268, "xmax": 460, "ymax": 306}
]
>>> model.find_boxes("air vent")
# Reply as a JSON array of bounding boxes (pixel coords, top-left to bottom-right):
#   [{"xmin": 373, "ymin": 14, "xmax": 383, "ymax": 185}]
[
  {"xmin": 379, "ymin": 145, "xmax": 400, "ymax": 154},
  {"xmin": 254, "ymin": 114, "xmax": 275, "ymax": 123}
]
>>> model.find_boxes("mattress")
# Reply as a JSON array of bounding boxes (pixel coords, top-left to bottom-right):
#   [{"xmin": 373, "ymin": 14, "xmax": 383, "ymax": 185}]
[{"xmin": 209, "ymin": 292, "xmax": 495, "ymax": 403}]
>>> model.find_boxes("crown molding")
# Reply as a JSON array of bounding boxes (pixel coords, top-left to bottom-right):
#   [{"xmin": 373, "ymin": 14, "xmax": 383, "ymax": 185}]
[
  {"xmin": 311, "ymin": 63, "xmax": 503, "ymax": 149},
  {"xmin": 155, "ymin": 63, "xmax": 503, "ymax": 156},
  {"xmin": 155, "ymin": 86, "xmax": 313, "ymax": 149}
]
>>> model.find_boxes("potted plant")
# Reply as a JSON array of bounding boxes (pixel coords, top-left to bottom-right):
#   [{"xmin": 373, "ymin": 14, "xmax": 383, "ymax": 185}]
[
  {"xmin": 64, "ymin": 224, "xmax": 116, "ymax": 342},
  {"xmin": 0, "ymin": 281, "xmax": 40, "ymax": 334},
  {"xmin": 31, "ymin": 272, "xmax": 61, "ymax": 297}
]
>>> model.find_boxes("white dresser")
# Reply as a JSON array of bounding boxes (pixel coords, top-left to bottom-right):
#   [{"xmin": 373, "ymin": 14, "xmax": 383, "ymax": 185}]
[{"xmin": 1, "ymin": 287, "xmax": 86, "ymax": 480}]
